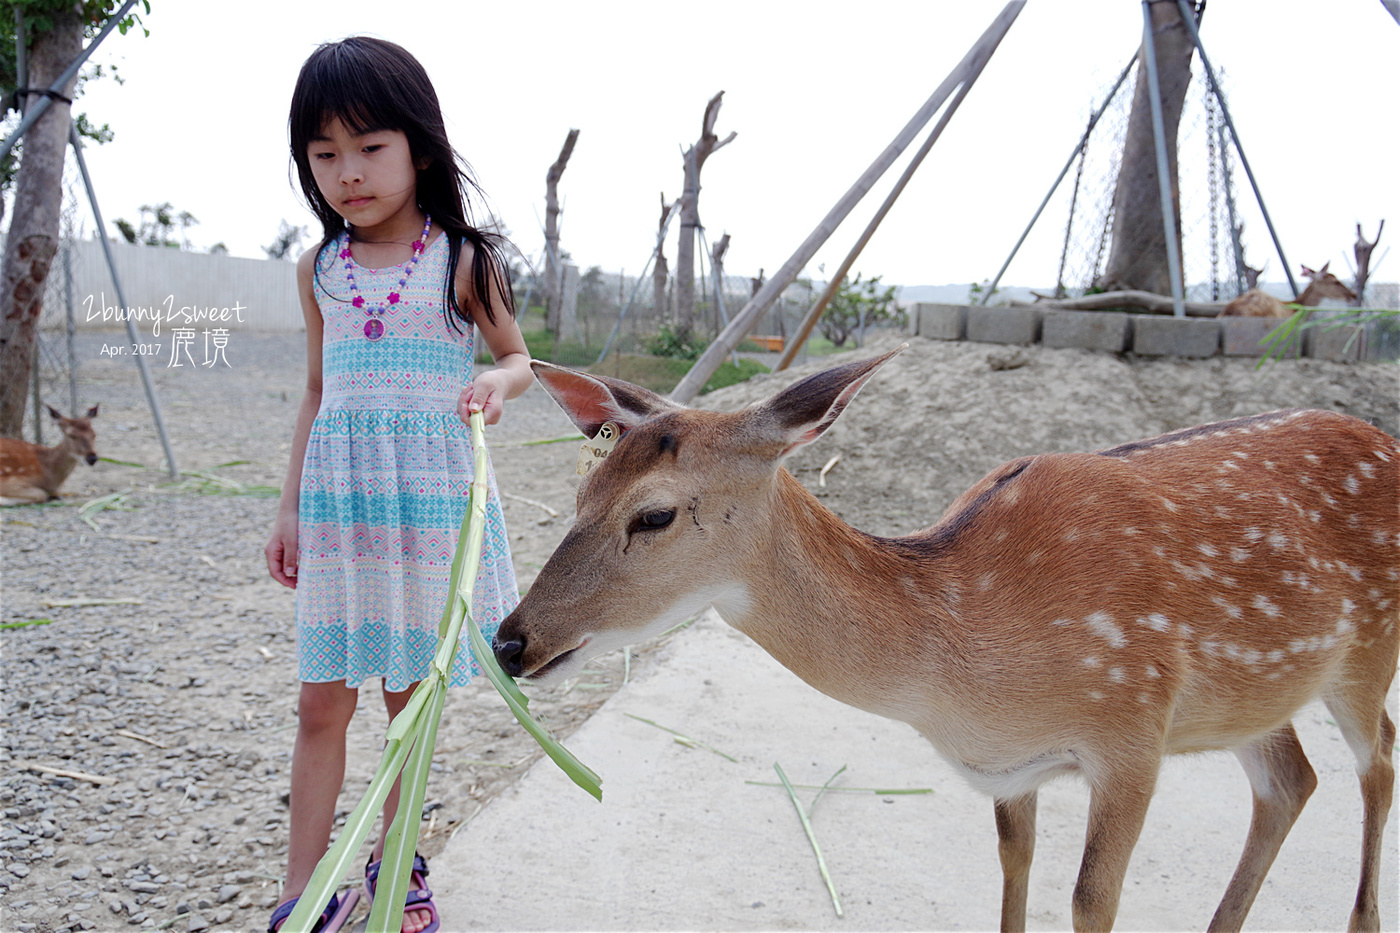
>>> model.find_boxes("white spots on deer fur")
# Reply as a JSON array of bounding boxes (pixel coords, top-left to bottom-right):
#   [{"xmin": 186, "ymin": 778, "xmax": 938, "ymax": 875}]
[
  {"xmin": 1197, "ymin": 543, "xmax": 1220, "ymax": 558},
  {"xmin": 1337, "ymin": 616, "xmax": 1357, "ymax": 636},
  {"xmin": 1108, "ymin": 667, "xmax": 1127, "ymax": 684},
  {"xmin": 1266, "ymin": 649, "xmax": 1285, "ymax": 664},
  {"xmin": 1138, "ymin": 613, "xmax": 1172, "ymax": 632},
  {"xmin": 1211, "ymin": 597, "xmax": 1243, "ymax": 619},
  {"xmin": 1304, "ymin": 453, "xmax": 1321, "ymax": 464},
  {"xmin": 1088, "ymin": 690, "xmax": 1106, "ymax": 701},
  {"xmin": 1221, "ymin": 460, "xmax": 1241, "ymax": 472},
  {"xmin": 1309, "ymin": 510, "xmax": 1322, "ymax": 523},
  {"xmin": 1233, "ymin": 450, "xmax": 1250, "ymax": 460},
  {"xmin": 1160, "ymin": 497, "xmax": 1180, "ymax": 513},
  {"xmin": 1253, "ymin": 594, "xmax": 1282, "ymax": 618},
  {"xmin": 1230, "ymin": 546, "xmax": 1250, "ymax": 563},
  {"xmin": 1264, "ymin": 460, "xmax": 1277, "ymax": 471},
  {"xmin": 1267, "ymin": 532, "xmax": 1291, "ymax": 551},
  {"xmin": 1358, "ymin": 461, "xmax": 1376, "ymax": 479},
  {"xmin": 994, "ymin": 529, "xmax": 1010, "ymax": 543},
  {"xmin": 1063, "ymin": 528, "xmax": 1080, "ymax": 544},
  {"xmin": 1084, "ymin": 612, "xmax": 1126, "ymax": 648},
  {"xmin": 1321, "ymin": 492, "xmax": 1339, "ymax": 508},
  {"xmin": 1124, "ymin": 526, "xmax": 1139, "ymax": 536},
  {"xmin": 1082, "ymin": 656, "xmax": 1102, "ymax": 668},
  {"xmin": 1152, "ymin": 546, "xmax": 1167, "ymax": 560},
  {"xmin": 1051, "ymin": 617, "xmax": 1072, "ymax": 627},
  {"xmin": 1244, "ymin": 527, "xmax": 1264, "ymax": 544},
  {"xmin": 1374, "ymin": 448, "xmax": 1391, "ymax": 463},
  {"xmin": 1137, "ymin": 692, "xmax": 1152, "ymax": 704},
  {"xmin": 1374, "ymin": 530, "xmax": 1391, "ymax": 547},
  {"xmin": 1344, "ymin": 475, "xmax": 1361, "ymax": 495},
  {"xmin": 1177, "ymin": 622, "xmax": 1195, "ymax": 639},
  {"xmin": 1348, "ymin": 514, "xmax": 1362, "ymax": 528},
  {"xmin": 1386, "ymin": 569, "xmax": 1400, "ymax": 583},
  {"xmin": 978, "ymin": 572, "xmax": 995, "ymax": 592},
  {"xmin": 1379, "ymin": 599, "xmax": 1396, "ymax": 613},
  {"xmin": 1145, "ymin": 664, "xmax": 1161, "ymax": 679}
]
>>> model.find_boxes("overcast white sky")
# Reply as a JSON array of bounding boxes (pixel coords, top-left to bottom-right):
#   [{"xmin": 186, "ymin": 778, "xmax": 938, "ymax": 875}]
[{"xmin": 64, "ymin": 0, "xmax": 1400, "ymax": 290}]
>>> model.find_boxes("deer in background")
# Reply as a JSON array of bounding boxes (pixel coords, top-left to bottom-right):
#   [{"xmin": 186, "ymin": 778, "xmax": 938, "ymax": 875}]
[
  {"xmin": 0, "ymin": 404, "xmax": 100, "ymax": 506},
  {"xmin": 496, "ymin": 348, "xmax": 1397, "ymax": 932},
  {"xmin": 1220, "ymin": 261, "xmax": 1360, "ymax": 317}
]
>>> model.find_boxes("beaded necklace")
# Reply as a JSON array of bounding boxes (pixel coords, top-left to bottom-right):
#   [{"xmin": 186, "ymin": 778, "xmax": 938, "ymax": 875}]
[{"xmin": 341, "ymin": 214, "xmax": 433, "ymax": 341}]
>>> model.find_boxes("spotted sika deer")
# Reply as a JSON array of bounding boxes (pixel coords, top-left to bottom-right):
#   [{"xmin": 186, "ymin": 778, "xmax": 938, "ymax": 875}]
[
  {"xmin": 0, "ymin": 405, "xmax": 100, "ymax": 506},
  {"xmin": 495, "ymin": 348, "xmax": 1398, "ymax": 932}
]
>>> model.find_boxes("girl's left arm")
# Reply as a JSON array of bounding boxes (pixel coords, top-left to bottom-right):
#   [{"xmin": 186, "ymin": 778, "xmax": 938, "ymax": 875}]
[{"xmin": 455, "ymin": 244, "xmax": 532, "ymax": 426}]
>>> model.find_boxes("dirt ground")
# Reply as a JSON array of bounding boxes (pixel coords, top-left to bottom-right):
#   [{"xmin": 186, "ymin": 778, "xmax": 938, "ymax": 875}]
[{"xmin": 1, "ymin": 329, "xmax": 1396, "ymax": 933}]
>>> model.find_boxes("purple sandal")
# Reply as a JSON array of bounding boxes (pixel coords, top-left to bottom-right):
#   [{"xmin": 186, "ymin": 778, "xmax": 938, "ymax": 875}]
[
  {"xmin": 267, "ymin": 889, "xmax": 358, "ymax": 933},
  {"xmin": 364, "ymin": 852, "xmax": 440, "ymax": 933}
]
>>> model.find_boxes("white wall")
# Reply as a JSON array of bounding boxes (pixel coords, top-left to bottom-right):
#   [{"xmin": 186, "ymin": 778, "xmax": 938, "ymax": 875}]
[{"xmin": 57, "ymin": 239, "xmax": 303, "ymax": 333}]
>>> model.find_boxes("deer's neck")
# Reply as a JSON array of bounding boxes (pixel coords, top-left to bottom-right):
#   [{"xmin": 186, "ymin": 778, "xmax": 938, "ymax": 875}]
[
  {"xmin": 36, "ymin": 440, "xmax": 79, "ymax": 491},
  {"xmin": 715, "ymin": 469, "xmax": 967, "ymax": 721}
]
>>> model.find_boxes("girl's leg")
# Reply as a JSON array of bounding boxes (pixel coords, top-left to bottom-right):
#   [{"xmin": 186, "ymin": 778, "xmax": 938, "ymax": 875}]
[
  {"xmin": 281, "ymin": 681, "xmax": 359, "ymax": 906},
  {"xmin": 372, "ymin": 680, "xmax": 435, "ymax": 933}
]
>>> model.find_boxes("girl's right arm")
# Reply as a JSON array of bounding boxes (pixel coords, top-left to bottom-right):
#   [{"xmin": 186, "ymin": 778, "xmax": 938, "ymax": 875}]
[{"xmin": 265, "ymin": 250, "xmax": 325, "ymax": 589}]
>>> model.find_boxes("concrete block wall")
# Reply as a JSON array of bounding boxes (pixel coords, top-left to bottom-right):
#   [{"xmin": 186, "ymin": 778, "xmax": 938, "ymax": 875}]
[{"xmin": 908, "ymin": 303, "xmax": 1397, "ymax": 362}]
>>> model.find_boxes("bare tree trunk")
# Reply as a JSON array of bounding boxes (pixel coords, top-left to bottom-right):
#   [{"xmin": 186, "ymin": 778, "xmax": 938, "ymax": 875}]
[
  {"xmin": 675, "ymin": 92, "xmax": 735, "ymax": 337},
  {"xmin": 653, "ymin": 193, "xmax": 671, "ymax": 321},
  {"xmin": 1352, "ymin": 220, "xmax": 1384, "ymax": 307},
  {"xmin": 1097, "ymin": 1, "xmax": 1196, "ymax": 297},
  {"xmin": 0, "ymin": 9, "xmax": 82, "ymax": 436},
  {"xmin": 543, "ymin": 128, "xmax": 579, "ymax": 336},
  {"xmin": 710, "ymin": 233, "xmax": 730, "ymax": 333}
]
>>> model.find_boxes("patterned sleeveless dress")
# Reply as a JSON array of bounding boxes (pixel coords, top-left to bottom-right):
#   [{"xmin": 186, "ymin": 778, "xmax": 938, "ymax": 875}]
[{"xmin": 295, "ymin": 231, "xmax": 518, "ymax": 690}]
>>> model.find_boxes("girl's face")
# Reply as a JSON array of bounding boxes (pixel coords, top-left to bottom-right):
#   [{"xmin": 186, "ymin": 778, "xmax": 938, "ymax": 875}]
[{"xmin": 306, "ymin": 118, "xmax": 421, "ymax": 233}]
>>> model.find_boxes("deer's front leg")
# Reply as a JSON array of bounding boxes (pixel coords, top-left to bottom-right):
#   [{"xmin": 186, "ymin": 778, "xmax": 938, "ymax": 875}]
[
  {"xmin": 995, "ymin": 792, "xmax": 1038, "ymax": 933},
  {"xmin": 1072, "ymin": 764, "xmax": 1158, "ymax": 932}
]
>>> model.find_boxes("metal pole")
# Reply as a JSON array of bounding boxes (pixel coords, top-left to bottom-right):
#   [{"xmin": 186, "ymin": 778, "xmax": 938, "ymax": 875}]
[
  {"xmin": 69, "ymin": 120, "xmax": 180, "ymax": 477},
  {"xmin": 673, "ymin": 0, "xmax": 1026, "ymax": 402},
  {"xmin": 0, "ymin": 0, "xmax": 138, "ymax": 163},
  {"xmin": 65, "ymin": 240, "xmax": 77, "ymax": 413},
  {"xmin": 981, "ymin": 55, "xmax": 1135, "ymax": 304},
  {"xmin": 1140, "ymin": 0, "xmax": 1186, "ymax": 317},
  {"xmin": 1174, "ymin": 0, "xmax": 1298, "ymax": 299}
]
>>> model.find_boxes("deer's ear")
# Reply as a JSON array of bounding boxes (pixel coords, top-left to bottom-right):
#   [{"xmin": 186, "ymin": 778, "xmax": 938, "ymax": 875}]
[
  {"xmin": 85, "ymin": 404, "xmax": 99, "ymax": 419},
  {"xmin": 1318, "ymin": 261, "xmax": 1331, "ymax": 275},
  {"xmin": 45, "ymin": 404, "xmax": 63, "ymax": 421},
  {"xmin": 531, "ymin": 361, "xmax": 681, "ymax": 439},
  {"xmin": 749, "ymin": 344, "xmax": 904, "ymax": 457}
]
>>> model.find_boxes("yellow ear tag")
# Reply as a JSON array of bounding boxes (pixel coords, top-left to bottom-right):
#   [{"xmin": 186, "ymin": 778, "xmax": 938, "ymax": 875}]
[{"xmin": 576, "ymin": 422, "xmax": 621, "ymax": 476}]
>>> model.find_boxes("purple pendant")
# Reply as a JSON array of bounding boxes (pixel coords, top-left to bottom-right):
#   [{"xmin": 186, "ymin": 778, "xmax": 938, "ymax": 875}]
[{"xmin": 364, "ymin": 318, "xmax": 384, "ymax": 341}]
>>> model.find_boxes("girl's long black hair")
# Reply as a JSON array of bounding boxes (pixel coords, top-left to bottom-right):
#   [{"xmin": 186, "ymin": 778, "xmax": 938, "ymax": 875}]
[{"xmin": 288, "ymin": 36, "xmax": 514, "ymax": 330}]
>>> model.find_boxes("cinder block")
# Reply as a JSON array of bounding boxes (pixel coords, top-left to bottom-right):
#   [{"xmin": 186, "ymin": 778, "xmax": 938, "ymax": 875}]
[
  {"xmin": 1042, "ymin": 310, "xmax": 1130, "ymax": 353},
  {"xmin": 966, "ymin": 306, "xmax": 1042, "ymax": 346},
  {"xmin": 1221, "ymin": 317, "xmax": 1299, "ymax": 358},
  {"xmin": 1304, "ymin": 314, "xmax": 1367, "ymax": 362},
  {"xmin": 912, "ymin": 303, "xmax": 967, "ymax": 340},
  {"xmin": 1131, "ymin": 315, "xmax": 1220, "ymax": 357}
]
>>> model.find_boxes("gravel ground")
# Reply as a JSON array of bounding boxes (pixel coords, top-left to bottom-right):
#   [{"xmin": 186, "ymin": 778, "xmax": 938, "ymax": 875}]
[{"xmin": 2, "ymin": 329, "xmax": 1396, "ymax": 933}]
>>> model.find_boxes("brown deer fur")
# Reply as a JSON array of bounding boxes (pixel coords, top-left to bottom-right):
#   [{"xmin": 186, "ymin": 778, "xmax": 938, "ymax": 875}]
[
  {"xmin": 496, "ymin": 350, "xmax": 1398, "ymax": 932},
  {"xmin": 0, "ymin": 404, "xmax": 99, "ymax": 505}
]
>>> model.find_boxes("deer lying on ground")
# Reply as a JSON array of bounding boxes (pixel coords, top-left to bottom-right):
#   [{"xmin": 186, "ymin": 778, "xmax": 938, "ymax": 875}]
[
  {"xmin": 0, "ymin": 404, "xmax": 100, "ymax": 506},
  {"xmin": 495, "ymin": 348, "xmax": 1398, "ymax": 932},
  {"xmin": 1221, "ymin": 261, "xmax": 1360, "ymax": 317}
]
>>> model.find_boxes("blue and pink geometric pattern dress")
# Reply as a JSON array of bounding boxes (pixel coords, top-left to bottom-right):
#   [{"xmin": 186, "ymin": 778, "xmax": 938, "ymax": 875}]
[{"xmin": 296, "ymin": 232, "xmax": 518, "ymax": 690}]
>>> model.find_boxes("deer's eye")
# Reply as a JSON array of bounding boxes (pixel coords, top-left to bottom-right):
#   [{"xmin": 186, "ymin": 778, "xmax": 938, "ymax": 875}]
[{"xmin": 633, "ymin": 509, "xmax": 675, "ymax": 531}]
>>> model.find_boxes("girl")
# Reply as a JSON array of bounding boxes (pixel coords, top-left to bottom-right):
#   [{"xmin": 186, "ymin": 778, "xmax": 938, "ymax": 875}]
[{"xmin": 264, "ymin": 37, "xmax": 532, "ymax": 933}]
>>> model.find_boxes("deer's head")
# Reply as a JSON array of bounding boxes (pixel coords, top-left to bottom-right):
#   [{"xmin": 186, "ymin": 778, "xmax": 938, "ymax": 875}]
[
  {"xmin": 49, "ymin": 404, "xmax": 100, "ymax": 465},
  {"xmin": 1298, "ymin": 262, "xmax": 1358, "ymax": 304},
  {"xmin": 493, "ymin": 348, "xmax": 902, "ymax": 682}
]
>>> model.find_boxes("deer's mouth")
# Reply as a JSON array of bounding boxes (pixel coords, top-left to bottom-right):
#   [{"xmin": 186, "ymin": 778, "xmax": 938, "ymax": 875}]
[{"xmin": 527, "ymin": 635, "xmax": 592, "ymax": 682}]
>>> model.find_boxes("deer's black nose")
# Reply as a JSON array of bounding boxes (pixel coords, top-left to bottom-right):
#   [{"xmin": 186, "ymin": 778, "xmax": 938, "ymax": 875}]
[
  {"xmin": 494, "ymin": 637, "xmax": 526, "ymax": 677},
  {"xmin": 85, "ymin": 453, "xmax": 97, "ymax": 465}
]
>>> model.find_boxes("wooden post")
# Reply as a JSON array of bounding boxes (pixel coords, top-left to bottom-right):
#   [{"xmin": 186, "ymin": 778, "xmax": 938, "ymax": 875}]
[
  {"xmin": 676, "ymin": 93, "xmax": 736, "ymax": 336},
  {"xmin": 670, "ymin": 0, "xmax": 1025, "ymax": 404},
  {"xmin": 544, "ymin": 129, "xmax": 579, "ymax": 336},
  {"xmin": 1352, "ymin": 220, "xmax": 1384, "ymax": 306}
]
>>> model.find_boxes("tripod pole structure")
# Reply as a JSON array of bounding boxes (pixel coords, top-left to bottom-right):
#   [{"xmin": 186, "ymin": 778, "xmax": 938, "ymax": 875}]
[
  {"xmin": 1140, "ymin": 0, "xmax": 1187, "ymax": 318},
  {"xmin": 671, "ymin": 0, "xmax": 1025, "ymax": 403},
  {"xmin": 1173, "ymin": 0, "xmax": 1298, "ymax": 299}
]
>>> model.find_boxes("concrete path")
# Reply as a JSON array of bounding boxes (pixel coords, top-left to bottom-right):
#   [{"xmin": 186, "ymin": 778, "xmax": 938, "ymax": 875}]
[{"xmin": 434, "ymin": 611, "xmax": 1398, "ymax": 931}]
